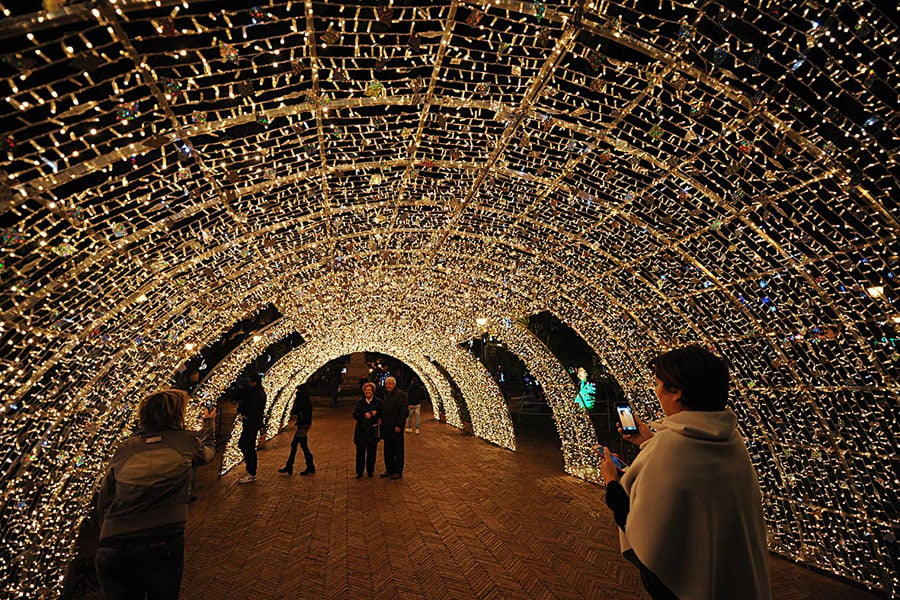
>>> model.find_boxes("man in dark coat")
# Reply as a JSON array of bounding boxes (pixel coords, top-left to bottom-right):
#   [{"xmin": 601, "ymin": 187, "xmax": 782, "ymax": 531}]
[
  {"xmin": 380, "ymin": 376, "xmax": 409, "ymax": 480},
  {"xmin": 237, "ymin": 372, "xmax": 266, "ymax": 484}
]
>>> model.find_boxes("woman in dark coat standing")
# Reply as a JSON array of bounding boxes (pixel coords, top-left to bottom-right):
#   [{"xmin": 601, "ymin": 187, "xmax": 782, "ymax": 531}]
[
  {"xmin": 279, "ymin": 384, "xmax": 314, "ymax": 475},
  {"xmin": 352, "ymin": 382, "xmax": 382, "ymax": 478}
]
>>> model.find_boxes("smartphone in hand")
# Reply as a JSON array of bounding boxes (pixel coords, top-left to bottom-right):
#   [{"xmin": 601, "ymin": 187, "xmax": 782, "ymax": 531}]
[
  {"xmin": 616, "ymin": 403, "xmax": 639, "ymax": 434},
  {"xmin": 593, "ymin": 445, "xmax": 628, "ymax": 470}
]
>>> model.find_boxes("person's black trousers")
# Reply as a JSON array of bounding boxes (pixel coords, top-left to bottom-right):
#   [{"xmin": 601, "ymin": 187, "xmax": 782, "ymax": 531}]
[
  {"xmin": 383, "ymin": 429, "xmax": 405, "ymax": 474},
  {"xmin": 95, "ymin": 536, "xmax": 184, "ymax": 600},
  {"xmin": 238, "ymin": 425, "xmax": 260, "ymax": 476},
  {"xmin": 285, "ymin": 431, "xmax": 313, "ymax": 470},
  {"xmin": 355, "ymin": 440, "xmax": 378, "ymax": 476}
]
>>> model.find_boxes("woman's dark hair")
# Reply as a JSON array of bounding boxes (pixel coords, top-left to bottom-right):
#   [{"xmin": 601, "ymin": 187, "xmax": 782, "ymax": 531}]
[
  {"xmin": 649, "ymin": 345, "xmax": 729, "ymax": 411},
  {"xmin": 139, "ymin": 389, "xmax": 188, "ymax": 430},
  {"xmin": 249, "ymin": 372, "xmax": 264, "ymax": 385}
]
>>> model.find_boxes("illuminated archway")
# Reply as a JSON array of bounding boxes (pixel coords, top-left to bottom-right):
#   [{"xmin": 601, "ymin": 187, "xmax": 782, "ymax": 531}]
[
  {"xmin": 1, "ymin": 0, "xmax": 896, "ymax": 596},
  {"xmin": 218, "ymin": 328, "xmax": 515, "ymax": 474}
]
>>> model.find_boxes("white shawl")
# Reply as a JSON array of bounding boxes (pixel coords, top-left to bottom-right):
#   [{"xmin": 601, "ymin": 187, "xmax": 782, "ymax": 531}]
[{"xmin": 618, "ymin": 409, "xmax": 771, "ymax": 600}]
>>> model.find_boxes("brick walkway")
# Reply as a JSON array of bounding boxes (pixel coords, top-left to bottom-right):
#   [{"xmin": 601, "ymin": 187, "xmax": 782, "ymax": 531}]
[{"xmin": 181, "ymin": 402, "xmax": 880, "ymax": 600}]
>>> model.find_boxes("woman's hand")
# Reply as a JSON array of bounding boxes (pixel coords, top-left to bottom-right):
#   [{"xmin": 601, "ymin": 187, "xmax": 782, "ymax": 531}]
[
  {"xmin": 365, "ymin": 411, "xmax": 372, "ymax": 419},
  {"xmin": 203, "ymin": 407, "xmax": 217, "ymax": 420},
  {"xmin": 594, "ymin": 445, "xmax": 621, "ymax": 485},
  {"xmin": 619, "ymin": 412, "xmax": 653, "ymax": 446}
]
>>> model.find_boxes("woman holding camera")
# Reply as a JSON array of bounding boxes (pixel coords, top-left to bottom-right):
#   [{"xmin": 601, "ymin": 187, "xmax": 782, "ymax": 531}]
[
  {"xmin": 95, "ymin": 389, "xmax": 216, "ymax": 599},
  {"xmin": 597, "ymin": 345, "xmax": 770, "ymax": 600}
]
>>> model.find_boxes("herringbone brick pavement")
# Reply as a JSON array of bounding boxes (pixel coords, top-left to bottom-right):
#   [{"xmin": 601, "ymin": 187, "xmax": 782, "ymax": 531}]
[{"xmin": 181, "ymin": 403, "xmax": 882, "ymax": 600}]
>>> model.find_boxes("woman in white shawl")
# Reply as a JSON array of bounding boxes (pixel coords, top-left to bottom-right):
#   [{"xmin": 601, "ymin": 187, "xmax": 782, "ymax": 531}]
[{"xmin": 597, "ymin": 345, "xmax": 771, "ymax": 600}]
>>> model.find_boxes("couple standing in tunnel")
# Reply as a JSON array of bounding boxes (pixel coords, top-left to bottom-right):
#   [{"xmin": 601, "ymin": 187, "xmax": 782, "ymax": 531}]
[
  {"xmin": 352, "ymin": 377, "xmax": 409, "ymax": 479},
  {"xmin": 273, "ymin": 375, "xmax": 410, "ymax": 480},
  {"xmin": 353, "ymin": 376, "xmax": 409, "ymax": 480}
]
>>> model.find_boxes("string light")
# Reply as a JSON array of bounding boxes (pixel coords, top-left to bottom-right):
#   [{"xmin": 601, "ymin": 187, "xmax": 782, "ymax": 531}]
[{"xmin": 0, "ymin": 0, "xmax": 896, "ymax": 597}]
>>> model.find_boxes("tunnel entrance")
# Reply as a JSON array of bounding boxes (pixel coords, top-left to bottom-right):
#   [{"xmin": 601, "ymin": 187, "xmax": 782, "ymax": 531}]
[{"xmin": 305, "ymin": 352, "xmax": 434, "ymax": 409}]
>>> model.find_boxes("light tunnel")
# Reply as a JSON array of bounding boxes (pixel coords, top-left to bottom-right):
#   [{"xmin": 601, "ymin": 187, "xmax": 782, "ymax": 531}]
[
  {"xmin": 207, "ymin": 325, "xmax": 516, "ymax": 474},
  {"xmin": 202, "ymin": 320, "xmax": 620, "ymax": 478},
  {"xmin": 0, "ymin": 0, "xmax": 897, "ymax": 597}
]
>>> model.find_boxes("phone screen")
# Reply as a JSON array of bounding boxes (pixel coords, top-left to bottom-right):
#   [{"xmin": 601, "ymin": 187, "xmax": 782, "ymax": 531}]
[
  {"xmin": 616, "ymin": 404, "xmax": 639, "ymax": 434},
  {"xmin": 594, "ymin": 445, "xmax": 628, "ymax": 470}
]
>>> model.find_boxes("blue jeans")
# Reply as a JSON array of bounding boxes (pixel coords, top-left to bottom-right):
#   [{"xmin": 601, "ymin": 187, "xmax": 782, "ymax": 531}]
[
  {"xmin": 95, "ymin": 536, "xmax": 184, "ymax": 599},
  {"xmin": 406, "ymin": 405, "xmax": 421, "ymax": 430},
  {"xmin": 285, "ymin": 428, "xmax": 313, "ymax": 470}
]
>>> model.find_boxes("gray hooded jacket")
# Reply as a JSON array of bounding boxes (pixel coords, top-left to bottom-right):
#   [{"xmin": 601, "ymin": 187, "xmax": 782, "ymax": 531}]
[{"xmin": 97, "ymin": 419, "xmax": 215, "ymax": 542}]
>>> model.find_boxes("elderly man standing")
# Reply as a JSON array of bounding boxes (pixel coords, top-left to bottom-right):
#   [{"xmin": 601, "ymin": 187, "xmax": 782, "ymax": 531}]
[{"xmin": 380, "ymin": 376, "xmax": 409, "ymax": 480}]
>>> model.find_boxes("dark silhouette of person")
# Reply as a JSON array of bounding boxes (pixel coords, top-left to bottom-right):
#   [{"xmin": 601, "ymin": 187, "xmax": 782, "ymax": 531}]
[
  {"xmin": 279, "ymin": 383, "xmax": 315, "ymax": 475},
  {"xmin": 237, "ymin": 373, "xmax": 266, "ymax": 484},
  {"xmin": 406, "ymin": 378, "xmax": 427, "ymax": 434},
  {"xmin": 380, "ymin": 376, "xmax": 408, "ymax": 480},
  {"xmin": 352, "ymin": 382, "xmax": 382, "ymax": 478}
]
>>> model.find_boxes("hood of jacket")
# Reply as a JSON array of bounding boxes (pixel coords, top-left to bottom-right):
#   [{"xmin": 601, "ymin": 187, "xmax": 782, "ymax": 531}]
[{"xmin": 649, "ymin": 408, "xmax": 737, "ymax": 442}]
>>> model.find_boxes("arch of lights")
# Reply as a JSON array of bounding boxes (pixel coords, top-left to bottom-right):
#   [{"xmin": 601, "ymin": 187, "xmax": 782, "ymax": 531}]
[
  {"xmin": 189, "ymin": 316, "xmax": 305, "ymax": 410},
  {"xmin": 494, "ymin": 322, "xmax": 607, "ymax": 481},
  {"xmin": 0, "ymin": 0, "xmax": 896, "ymax": 597},
  {"xmin": 215, "ymin": 327, "xmax": 513, "ymax": 474}
]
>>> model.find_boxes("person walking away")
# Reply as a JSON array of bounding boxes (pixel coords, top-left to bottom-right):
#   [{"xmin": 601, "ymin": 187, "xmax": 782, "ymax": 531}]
[
  {"xmin": 279, "ymin": 383, "xmax": 315, "ymax": 475},
  {"xmin": 380, "ymin": 376, "xmax": 409, "ymax": 480},
  {"xmin": 329, "ymin": 372, "xmax": 341, "ymax": 407},
  {"xmin": 406, "ymin": 379, "xmax": 426, "ymax": 434},
  {"xmin": 597, "ymin": 345, "xmax": 770, "ymax": 600},
  {"xmin": 237, "ymin": 372, "xmax": 266, "ymax": 484},
  {"xmin": 95, "ymin": 389, "xmax": 216, "ymax": 599},
  {"xmin": 353, "ymin": 382, "xmax": 382, "ymax": 478}
]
